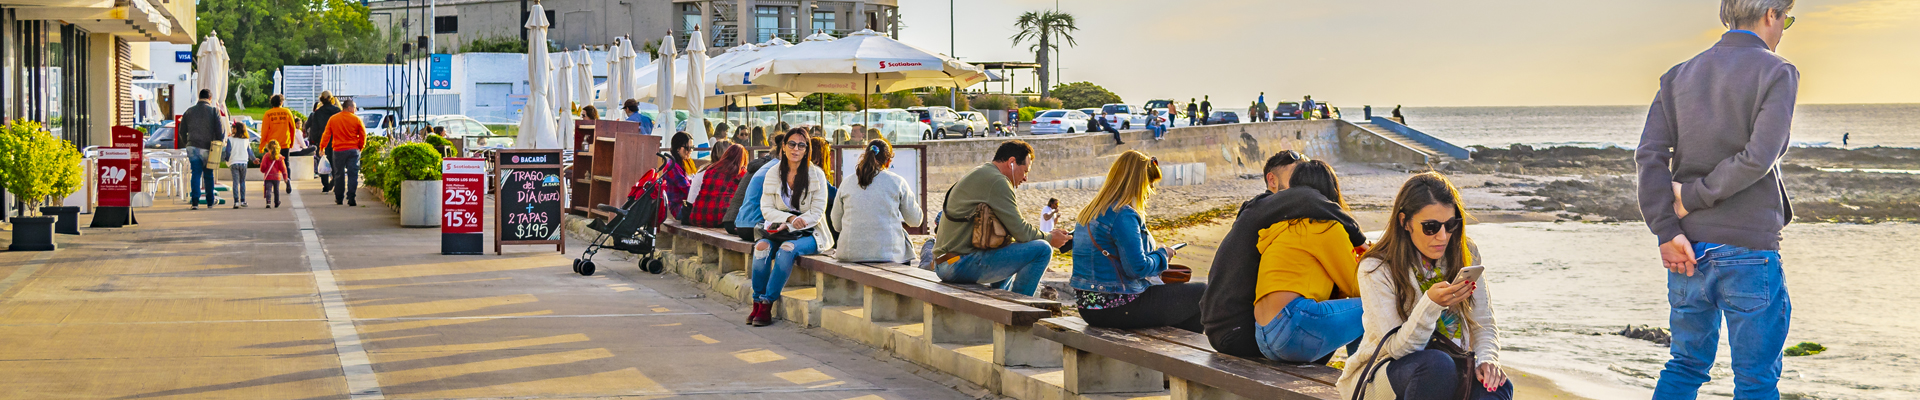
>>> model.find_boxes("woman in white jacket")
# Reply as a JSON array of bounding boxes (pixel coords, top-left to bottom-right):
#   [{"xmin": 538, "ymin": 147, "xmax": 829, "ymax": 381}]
[
  {"xmin": 747, "ymin": 128, "xmax": 833, "ymax": 327},
  {"xmin": 831, "ymin": 140, "xmax": 924, "ymax": 263},
  {"xmin": 1340, "ymin": 172, "xmax": 1511, "ymax": 400}
]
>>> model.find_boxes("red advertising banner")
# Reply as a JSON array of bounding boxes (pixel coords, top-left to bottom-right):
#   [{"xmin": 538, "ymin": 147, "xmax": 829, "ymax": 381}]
[
  {"xmin": 442, "ymin": 158, "xmax": 486, "ymax": 234},
  {"xmin": 111, "ymin": 126, "xmax": 144, "ymax": 193},
  {"xmin": 97, "ymin": 148, "xmax": 132, "ymax": 207}
]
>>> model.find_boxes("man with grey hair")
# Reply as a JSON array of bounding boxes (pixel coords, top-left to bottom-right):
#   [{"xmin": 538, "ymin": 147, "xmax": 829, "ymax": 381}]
[{"xmin": 1635, "ymin": 0, "xmax": 1796, "ymax": 398}]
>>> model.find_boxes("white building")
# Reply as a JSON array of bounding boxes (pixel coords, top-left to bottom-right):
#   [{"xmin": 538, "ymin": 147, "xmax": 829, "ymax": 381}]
[{"xmin": 282, "ymin": 51, "xmax": 610, "ymax": 125}]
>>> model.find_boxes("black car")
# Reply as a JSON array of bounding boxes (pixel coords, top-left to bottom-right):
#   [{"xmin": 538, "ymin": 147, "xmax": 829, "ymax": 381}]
[
  {"xmin": 1203, "ymin": 110, "xmax": 1240, "ymax": 125},
  {"xmin": 1270, "ymin": 102, "xmax": 1303, "ymax": 120}
]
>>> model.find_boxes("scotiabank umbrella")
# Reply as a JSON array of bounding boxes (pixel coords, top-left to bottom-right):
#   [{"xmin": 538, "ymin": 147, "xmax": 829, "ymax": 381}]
[
  {"xmin": 514, "ymin": 2, "xmax": 561, "ymax": 149},
  {"xmin": 732, "ymin": 29, "xmax": 987, "ymax": 95}
]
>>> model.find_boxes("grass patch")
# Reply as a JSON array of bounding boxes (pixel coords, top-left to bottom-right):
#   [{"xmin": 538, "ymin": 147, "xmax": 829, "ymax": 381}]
[{"xmin": 1147, "ymin": 203, "xmax": 1240, "ymax": 232}]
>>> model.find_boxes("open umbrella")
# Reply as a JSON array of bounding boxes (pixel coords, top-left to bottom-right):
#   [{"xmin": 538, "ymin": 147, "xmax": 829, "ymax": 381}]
[
  {"xmin": 654, "ymin": 34, "xmax": 678, "ymax": 137},
  {"xmin": 514, "ymin": 2, "xmax": 560, "ymax": 149},
  {"xmin": 683, "ymin": 27, "xmax": 710, "ymax": 148},
  {"xmin": 733, "ymin": 29, "xmax": 986, "ymax": 95}
]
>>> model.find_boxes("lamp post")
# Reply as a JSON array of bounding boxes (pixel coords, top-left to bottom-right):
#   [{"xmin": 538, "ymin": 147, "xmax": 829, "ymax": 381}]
[{"xmin": 949, "ymin": 0, "xmax": 956, "ymax": 109}]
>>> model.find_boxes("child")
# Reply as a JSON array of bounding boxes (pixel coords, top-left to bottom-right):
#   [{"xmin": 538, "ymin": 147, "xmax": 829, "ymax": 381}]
[
  {"xmin": 1040, "ymin": 198, "xmax": 1060, "ymax": 233},
  {"xmin": 226, "ymin": 122, "xmax": 253, "ymax": 208},
  {"xmin": 260, "ymin": 141, "xmax": 287, "ymax": 208}
]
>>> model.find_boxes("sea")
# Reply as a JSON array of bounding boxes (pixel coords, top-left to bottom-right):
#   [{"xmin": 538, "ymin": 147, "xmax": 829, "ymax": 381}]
[{"xmin": 1364, "ymin": 104, "xmax": 1920, "ymax": 399}]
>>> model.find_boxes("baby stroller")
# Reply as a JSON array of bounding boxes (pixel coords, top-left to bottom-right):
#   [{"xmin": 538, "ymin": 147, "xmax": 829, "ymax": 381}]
[{"xmin": 572, "ymin": 167, "xmax": 670, "ymax": 276}]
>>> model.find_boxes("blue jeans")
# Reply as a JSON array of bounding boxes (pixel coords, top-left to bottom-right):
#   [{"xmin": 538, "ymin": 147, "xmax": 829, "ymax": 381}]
[
  {"xmin": 936, "ymin": 240, "xmax": 1052, "ymax": 296},
  {"xmin": 751, "ymin": 236, "xmax": 818, "ymax": 303},
  {"xmin": 1149, "ymin": 125, "xmax": 1166, "ymax": 139},
  {"xmin": 186, "ymin": 147, "xmax": 216, "ymax": 207},
  {"xmin": 1388, "ymin": 349, "xmax": 1514, "ymax": 400},
  {"xmin": 1656, "ymin": 242, "xmax": 1791, "ymax": 400},
  {"xmin": 229, "ymin": 165, "xmax": 248, "ymax": 204},
  {"xmin": 332, "ymin": 149, "xmax": 361, "ymax": 203},
  {"xmin": 1256, "ymin": 297, "xmax": 1365, "ymax": 362}
]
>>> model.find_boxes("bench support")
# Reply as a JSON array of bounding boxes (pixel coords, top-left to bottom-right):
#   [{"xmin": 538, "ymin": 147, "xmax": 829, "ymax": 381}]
[
  {"xmin": 864, "ymin": 286, "xmax": 923, "ymax": 323},
  {"xmin": 696, "ymin": 242, "xmax": 721, "ymax": 263},
  {"xmin": 718, "ymin": 248, "xmax": 749, "ymax": 274},
  {"xmin": 819, "ymin": 273, "xmax": 864, "ymax": 306},
  {"xmin": 994, "ymin": 324, "xmax": 1063, "ymax": 368},
  {"xmin": 1064, "ymin": 347, "xmax": 1164, "ymax": 394},
  {"xmin": 925, "ymin": 304, "xmax": 993, "ymax": 345},
  {"xmin": 673, "ymin": 234, "xmax": 699, "ymax": 256},
  {"xmin": 1172, "ymin": 377, "xmax": 1250, "ymax": 400}
]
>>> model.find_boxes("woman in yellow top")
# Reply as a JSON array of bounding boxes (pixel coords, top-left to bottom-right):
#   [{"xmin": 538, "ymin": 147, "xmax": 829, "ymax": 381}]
[{"xmin": 1252, "ymin": 160, "xmax": 1368, "ymax": 363}]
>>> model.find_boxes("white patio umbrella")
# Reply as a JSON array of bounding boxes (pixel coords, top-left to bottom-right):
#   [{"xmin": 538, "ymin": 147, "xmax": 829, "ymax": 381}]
[
  {"xmin": 730, "ymin": 29, "xmax": 987, "ymax": 133},
  {"xmin": 195, "ymin": 33, "xmax": 230, "ymax": 114},
  {"xmin": 683, "ymin": 27, "xmax": 711, "ymax": 148},
  {"xmin": 603, "ymin": 39, "xmax": 627, "ymax": 115},
  {"xmin": 552, "ymin": 51, "xmax": 576, "ymax": 149},
  {"xmin": 514, "ymin": 3, "xmax": 561, "ymax": 149},
  {"xmin": 654, "ymin": 34, "xmax": 678, "ymax": 137},
  {"xmin": 574, "ymin": 48, "xmax": 594, "ymax": 112}
]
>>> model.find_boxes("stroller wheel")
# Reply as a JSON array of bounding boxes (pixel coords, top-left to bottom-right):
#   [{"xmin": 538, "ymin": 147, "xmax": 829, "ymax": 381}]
[
  {"xmin": 579, "ymin": 260, "xmax": 597, "ymax": 276},
  {"xmin": 645, "ymin": 258, "xmax": 666, "ymax": 274},
  {"xmin": 571, "ymin": 259, "xmax": 582, "ymax": 274}
]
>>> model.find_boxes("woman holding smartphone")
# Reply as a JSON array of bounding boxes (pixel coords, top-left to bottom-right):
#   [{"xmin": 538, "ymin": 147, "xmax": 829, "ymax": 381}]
[
  {"xmin": 1068, "ymin": 151, "xmax": 1206, "ymax": 332},
  {"xmin": 745, "ymin": 128, "xmax": 834, "ymax": 327},
  {"xmin": 1340, "ymin": 172, "xmax": 1511, "ymax": 400}
]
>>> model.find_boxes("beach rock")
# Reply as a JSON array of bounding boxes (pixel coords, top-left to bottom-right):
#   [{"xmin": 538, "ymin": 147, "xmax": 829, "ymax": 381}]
[{"xmin": 1620, "ymin": 324, "xmax": 1672, "ymax": 346}]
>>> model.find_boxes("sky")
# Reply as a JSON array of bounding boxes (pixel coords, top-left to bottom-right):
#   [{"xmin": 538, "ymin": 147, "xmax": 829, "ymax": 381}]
[{"xmin": 894, "ymin": 0, "xmax": 1920, "ymax": 108}]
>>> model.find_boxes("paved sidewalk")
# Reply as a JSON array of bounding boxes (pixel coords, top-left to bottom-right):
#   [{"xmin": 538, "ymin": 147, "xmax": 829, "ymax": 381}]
[{"xmin": 0, "ymin": 183, "xmax": 973, "ymax": 400}]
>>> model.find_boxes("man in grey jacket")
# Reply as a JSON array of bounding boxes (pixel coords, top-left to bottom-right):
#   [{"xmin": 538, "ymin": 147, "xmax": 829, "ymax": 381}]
[
  {"xmin": 180, "ymin": 89, "xmax": 225, "ymax": 210},
  {"xmin": 1636, "ymin": 1, "xmax": 1797, "ymax": 398}
]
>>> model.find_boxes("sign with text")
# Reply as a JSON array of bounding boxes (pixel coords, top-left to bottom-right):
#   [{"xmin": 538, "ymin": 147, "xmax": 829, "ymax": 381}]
[
  {"xmin": 111, "ymin": 126, "xmax": 143, "ymax": 193},
  {"xmin": 442, "ymin": 158, "xmax": 485, "ymax": 234},
  {"xmin": 494, "ymin": 150, "xmax": 565, "ymax": 254},
  {"xmin": 175, "ymin": 51, "xmax": 192, "ymax": 63},
  {"xmin": 429, "ymin": 54, "xmax": 452, "ymax": 90},
  {"xmin": 97, "ymin": 149, "xmax": 132, "ymax": 207}
]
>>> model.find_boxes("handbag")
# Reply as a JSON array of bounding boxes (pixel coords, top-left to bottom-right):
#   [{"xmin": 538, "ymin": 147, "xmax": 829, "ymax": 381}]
[
  {"xmin": 940, "ymin": 188, "xmax": 1011, "ymax": 251},
  {"xmin": 1349, "ymin": 327, "xmax": 1479, "ymax": 400},
  {"xmin": 208, "ymin": 141, "xmax": 226, "ymax": 170}
]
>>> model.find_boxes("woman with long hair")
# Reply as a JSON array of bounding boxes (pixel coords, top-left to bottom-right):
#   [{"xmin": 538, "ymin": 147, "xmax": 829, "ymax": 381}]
[
  {"xmin": 1237, "ymin": 160, "xmax": 1369, "ymax": 363},
  {"xmin": 686, "ymin": 143, "xmax": 748, "ymax": 227},
  {"xmin": 751, "ymin": 126, "xmax": 767, "ymax": 148},
  {"xmin": 808, "ymin": 136, "xmax": 840, "ymax": 237},
  {"xmin": 747, "ymin": 128, "xmax": 834, "ymax": 327},
  {"xmin": 1339, "ymin": 172, "xmax": 1511, "ymax": 400},
  {"xmin": 662, "ymin": 132, "xmax": 696, "ymax": 220},
  {"xmin": 830, "ymin": 139, "xmax": 924, "ymax": 263},
  {"xmin": 1069, "ymin": 151, "xmax": 1207, "ymax": 332}
]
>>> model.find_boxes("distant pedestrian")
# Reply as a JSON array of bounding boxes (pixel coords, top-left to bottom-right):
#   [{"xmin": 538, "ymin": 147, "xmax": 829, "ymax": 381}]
[
  {"xmin": 1843, "ymin": 132, "xmax": 1850, "ymax": 146},
  {"xmin": 1364, "ymin": 105, "xmax": 1373, "ymax": 120},
  {"xmin": 260, "ymin": 141, "xmax": 287, "ymax": 209},
  {"xmin": 1636, "ymin": 2, "xmax": 1799, "ymax": 398},
  {"xmin": 1147, "ymin": 108, "xmax": 1167, "ymax": 140},
  {"xmin": 261, "ymin": 95, "xmax": 296, "ymax": 185},
  {"xmin": 1302, "ymin": 96, "xmax": 1316, "ymax": 120},
  {"xmin": 225, "ymin": 121, "xmax": 254, "ymax": 209},
  {"xmin": 181, "ymin": 89, "xmax": 223, "ymax": 210},
  {"xmin": 624, "ymin": 99, "xmax": 655, "ymax": 136},
  {"xmin": 1258, "ymin": 91, "xmax": 1268, "ymax": 121},
  {"xmin": 321, "ymin": 99, "xmax": 368, "ymax": 206},
  {"xmin": 1392, "ymin": 105, "xmax": 1405, "ymax": 124},
  {"xmin": 306, "ymin": 92, "xmax": 342, "ymax": 193},
  {"xmin": 1186, "ymin": 99, "xmax": 1200, "ymax": 126},
  {"xmin": 582, "ymin": 105, "xmax": 600, "ymax": 120},
  {"xmin": 1201, "ymin": 96, "xmax": 1213, "ymax": 122}
]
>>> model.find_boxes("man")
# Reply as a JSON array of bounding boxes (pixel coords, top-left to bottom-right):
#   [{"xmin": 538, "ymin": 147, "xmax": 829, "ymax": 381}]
[
  {"xmin": 1257, "ymin": 92, "xmax": 1267, "ymax": 122},
  {"xmin": 933, "ymin": 141, "xmax": 1071, "ymax": 296},
  {"xmin": 180, "ymin": 89, "xmax": 224, "ymax": 210},
  {"xmin": 1200, "ymin": 95, "xmax": 1213, "ymax": 123},
  {"xmin": 624, "ymin": 99, "xmax": 655, "ymax": 136},
  {"xmin": 321, "ymin": 99, "xmax": 369, "ymax": 206},
  {"xmin": 306, "ymin": 92, "xmax": 342, "ymax": 192},
  {"xmin": 1301, "ymin": 95, "xmax": 1316, "ymax": 120},
  {"xmin": 1392, "ymin": 105, "xmax": 1405, "ymax": 124},
  {"xmin": 1186, "ymin": 99, "xmax": 1200, "ymax": 126},
  {"xmin": 1363, "ymin": 105, "xmax": 1373, "ymax": 120},
  {"xmin": 1636, "ymin": 1, "xmax": 1798, "ymax": 398},
  {"xmin": 261, "ymin": 95, "xmax": 297, "ymax": 194}
]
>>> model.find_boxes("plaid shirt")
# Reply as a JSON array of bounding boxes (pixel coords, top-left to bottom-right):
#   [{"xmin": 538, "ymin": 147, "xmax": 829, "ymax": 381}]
[{"xmin": 686, "ymin": 169, "xmax": 745, "ymax": 227}]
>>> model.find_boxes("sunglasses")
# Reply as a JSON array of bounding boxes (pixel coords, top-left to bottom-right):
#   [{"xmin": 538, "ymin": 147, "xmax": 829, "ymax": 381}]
[
  {"xmin": 1785, "ymin": 15, "xmax": 1795, "ymax": 30},
  {"xmin": 1419, "ymin": 218, "xmax": 1462, "ymax": 236},
  {"xmin": 784, "ymin": 141, "xmax": 809, "ymax": 149}
]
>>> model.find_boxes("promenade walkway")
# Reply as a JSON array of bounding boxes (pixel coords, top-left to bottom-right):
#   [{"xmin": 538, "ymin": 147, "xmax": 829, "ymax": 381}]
[{"xmin": 0, "ymin": 185, "xmax": 974, "ymax": 400}]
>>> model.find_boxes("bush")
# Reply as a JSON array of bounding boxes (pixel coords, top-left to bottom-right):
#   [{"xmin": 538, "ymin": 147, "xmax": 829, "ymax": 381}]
[
  {"xmin": 425, "ymin": 134, "xmax": 454, "ymax": 156},
  {"xmin": 0, "ymin": 119, "xmax": 83, "ymax": 216},
  {"xmin": 358, "ymin": 136, "xmax": 392, "ymax": 199},
  {"xmin": 972, "ymin": 94, "xmax": 1016, "ymax": 111},
  {"xmin": 884, "ymin": 90, "xmax": 923, "ymax": 108},
  {"xmin": 1024, "ymin": 97, "xmax": 1063, "ymax": 109},
  {"xmin": 1017, "ymin": 106, "xmax": 1049, "ymax": 121},
  {"xmin": 1051, "ymin": 82, "xmax": 1122, "ymax": 109},
  {"xmin": 377, "ymin": 143, "xmax": 443, "ymax": 208},
  {"xmin": 919, "ymin": 88, "xmax": 970, "ymax": 111}
]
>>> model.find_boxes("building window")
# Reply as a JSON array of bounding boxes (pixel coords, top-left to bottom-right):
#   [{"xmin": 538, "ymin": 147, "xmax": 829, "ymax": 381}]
[
  {"xmin": 756, "ymin": 6, "xmax": 780, "ymax": 42},
  {"xmin": 812, "ymin": 11, "xmax": 836, "ymax": 34},
  {"xmin": 434, "ymin": 16, "xmax": 457, "ymax": 34}
]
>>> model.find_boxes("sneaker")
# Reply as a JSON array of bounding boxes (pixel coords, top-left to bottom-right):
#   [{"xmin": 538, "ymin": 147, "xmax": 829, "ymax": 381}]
[
  {"xmin": 232, "ymin": 204, "xmax": 240, "ymax": 209},
  {"xmin": 190, "ymin": 205, "xmax": 198, "ymax": 210}
]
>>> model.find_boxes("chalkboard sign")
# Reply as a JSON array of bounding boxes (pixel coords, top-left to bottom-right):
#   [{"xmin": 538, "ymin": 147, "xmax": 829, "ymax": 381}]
[{"xmin": 495, "ymin": 149, "xmax": 566, "ymax": 254}]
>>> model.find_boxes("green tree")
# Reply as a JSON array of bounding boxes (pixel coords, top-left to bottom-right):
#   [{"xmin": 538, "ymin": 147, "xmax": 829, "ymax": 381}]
[
  {"xmin": 1050, "ymin": 82, "xmax": 1121, "ymax": 109},
  {"xmin": 196, "ymin": 0, "xmax": 385, "ymax": 72},
  {"xmin": 1011, "ymin": 10, "xmax": 1078, "ymax": 99},
  {"xmin": 920, "ymin": 88, "xmax": 971, "ymax": 111}
]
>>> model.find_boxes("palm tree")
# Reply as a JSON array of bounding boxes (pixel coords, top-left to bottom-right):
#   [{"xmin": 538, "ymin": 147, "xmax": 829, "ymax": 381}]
[{"xmin": 1011, "ymin": 10, "xmax": 1078, "ymax": 99}]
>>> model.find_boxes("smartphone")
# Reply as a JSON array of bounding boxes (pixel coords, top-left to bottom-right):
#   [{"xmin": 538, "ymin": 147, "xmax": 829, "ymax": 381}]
[
  {"xmin": 764, "ymin": 223, "xmax": 785, "ymax": 234},
  {"xmin": 1450, "ymin": 266, "xmax": 1485, "ymax": 285},
  {"xmin": 1168, "ymin": 243, "xmax": 1188, "ymax": 251}
]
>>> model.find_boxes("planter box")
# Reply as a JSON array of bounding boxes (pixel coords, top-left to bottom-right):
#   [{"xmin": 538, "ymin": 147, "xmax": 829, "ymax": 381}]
[
  {"xmin": 40, "ymin": 206, "xmax": 80, "ymax": 235},
  {"xmin": 8, "ymin": 216, "xmax": 56, "ymax": 251},
  {"xmin": 289, "ymin": 156, "xmax": 316, "ymax": 181},
  {"xmin": 399, "ymin": 180, "xmax": 442, "ymax": 228}
]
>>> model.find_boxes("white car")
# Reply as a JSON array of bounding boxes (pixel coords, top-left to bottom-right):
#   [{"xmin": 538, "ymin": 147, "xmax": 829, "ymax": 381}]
[
  {"xmin": 1099, "ymin": 104, "xmax": 1149, "ymax": 130},
  {"xmin": 848, "ymin": 109, "xmax": 931, "ymax": 144},
  {"xmin": 1030, "ymin": 109, "xmax": 1090, "ymax": 134},
  {"xmin": 356, "ymin": 110, "xmax": 395, "ymax": 138},
  {"xmin": 396, "ymin": 115, "xmax": 492, "ymax": 141},
  {"xmin": 954, "ymin": 111, "xmax": 990, "ymax": 135}
]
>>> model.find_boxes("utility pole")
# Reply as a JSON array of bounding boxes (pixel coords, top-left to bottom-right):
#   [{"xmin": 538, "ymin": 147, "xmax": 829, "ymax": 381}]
[{"xmin": 949, "ymin": 0, "xmax": 956, "ymax": 109}]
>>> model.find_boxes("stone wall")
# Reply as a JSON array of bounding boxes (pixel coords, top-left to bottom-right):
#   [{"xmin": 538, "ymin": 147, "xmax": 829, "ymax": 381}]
[
  {"xmin": 921, "ymin": 120, "xmax": 1344, "ymax": 190},
  {"xmin": 1336, "ymin": 120, "xmax": 1434, "ymax": 169}
]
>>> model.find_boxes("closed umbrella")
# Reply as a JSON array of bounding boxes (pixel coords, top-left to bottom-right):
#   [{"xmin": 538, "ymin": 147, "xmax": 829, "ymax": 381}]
[
  {"xmin": 196, "ymin": 33, "xmax": 230, "ymax": 114},
  {"xmin": 552, "ymin": 51, "xmax": 576, "ymax": 149},
  {"xmin": 683, "ymin": 27, "xmax": 710, "ymax": 148},
  {"xmin": 575, "ymin": 48, "xmax": 594, "ymax": 111},
  {"xmin": 604, "ymin": 39, "xmax": 627, "ymax": 115},
  {"xmin": 514, "ymin": 2, "xmax": 560, "ymax": 149},
  {"xmin": 654, "ymin": 34, "xmax": 678, "ymax": 137}
]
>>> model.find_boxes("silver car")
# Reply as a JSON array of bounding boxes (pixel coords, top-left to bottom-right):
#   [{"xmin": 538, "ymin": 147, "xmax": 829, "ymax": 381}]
[{"xmin": 907, "ymin": 106, "xmax": 971, "ymax": 139}]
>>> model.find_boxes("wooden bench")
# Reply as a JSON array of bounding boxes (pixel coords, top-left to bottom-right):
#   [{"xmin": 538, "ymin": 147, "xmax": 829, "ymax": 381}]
[{"xmin": 1034, "ymin": 317, "xmax": 1342, "ymax": 400}]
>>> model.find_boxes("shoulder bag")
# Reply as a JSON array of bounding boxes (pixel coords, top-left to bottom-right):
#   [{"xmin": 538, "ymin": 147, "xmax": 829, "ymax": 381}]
[
  {"xmin": 1349, "ymin": 326, "xmax": 1478, "ymax": 400},
  {"xmin": 940, "ymin": 187, "xmax": 1011, "ymax": 251}
]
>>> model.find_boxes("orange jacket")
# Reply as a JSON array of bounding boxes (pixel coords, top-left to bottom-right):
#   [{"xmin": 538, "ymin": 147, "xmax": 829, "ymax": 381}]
[
  {"xmin": 260, "ymin": 107, "xmax": 296, "ymax": 150},
  {"xmin": 321, "ymin": 112, "xmax": 366, "ymax": 151}
]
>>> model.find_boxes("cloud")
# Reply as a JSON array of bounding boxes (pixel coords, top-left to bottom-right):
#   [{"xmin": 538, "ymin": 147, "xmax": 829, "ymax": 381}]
[{"xmin": 1803, "ymin": 0, "xmax": 1920, "ymax": 30}]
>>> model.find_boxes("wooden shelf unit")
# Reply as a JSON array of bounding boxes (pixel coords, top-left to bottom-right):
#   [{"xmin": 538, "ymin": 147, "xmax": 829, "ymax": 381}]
[{"xmin": 566, "ymin": 119, "xmax": 660, "ymax": 217}]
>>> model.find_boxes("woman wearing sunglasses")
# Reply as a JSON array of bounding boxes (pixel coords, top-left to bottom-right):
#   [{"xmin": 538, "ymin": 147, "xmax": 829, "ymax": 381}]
[
  {"xmin": 1339, "ymin": 172, "xmax": 1511, "ymax": 400},
  {"xmin": 1069, "ymin": 151, "xmax": 1206, "ymax": 332},
  {"xmin": 745, "ymin": 128, "xmax": 835, "ymax": 327}
]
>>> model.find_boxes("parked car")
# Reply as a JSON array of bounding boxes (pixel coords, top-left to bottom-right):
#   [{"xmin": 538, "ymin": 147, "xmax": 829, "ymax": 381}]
[
  {"xmin": 780, "ymin": 112, "xmax": 853, "ymax": 138},
  {"xmin": 143, "ymin": 125, "xmax": 175, "ymax": 149},
  {"xmin": 1098, "ymin": 104, "xmax": 1148, "ymax": 130},
  {"xmin": 1030, "ymin": 109, "xmax": 1090, "ymax": 134},
  {"xmin": 396, "ymin": 115, "xmax": 492, "ymax": 141},
  {"xmin": 849, "ymin": 109, "xmax": 931, "ymax": 144},
  {"xmin": 906, "ymin": 106, "xmax": 971, "ymax": 139},
  {"xmin": 1270, "ymin": 102, "xmax": 1304, "ymax": 120},
  {"xmin": 1203, "ymin": 110, "xmax": 1241, "ymax": 125},
  {"xmin": 357, "ymin": 110, "xmax": 396, "ymax": 138},
  {"xmin": 954, "ymin": 111, "xmax": 990, "ymax": 136}
]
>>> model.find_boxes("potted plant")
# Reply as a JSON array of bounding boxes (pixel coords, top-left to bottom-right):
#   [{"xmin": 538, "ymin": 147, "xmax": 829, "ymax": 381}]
[
  {"xmin": 0, "ymin": 119, "xmax": 83, "ymax": 250},
  {"xmin": 388, "ymin": 143, "xmax": 443, "ymax": 227}
]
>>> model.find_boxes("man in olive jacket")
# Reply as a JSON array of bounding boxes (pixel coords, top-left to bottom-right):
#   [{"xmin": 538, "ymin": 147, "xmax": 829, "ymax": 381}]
[
  {"xmin": 931, "ymin": 140, "xmax": 1070, "ymax": 296},
  {"xmin": 180, "ymin": 89, "xmax": 224, "ymax": 209}
]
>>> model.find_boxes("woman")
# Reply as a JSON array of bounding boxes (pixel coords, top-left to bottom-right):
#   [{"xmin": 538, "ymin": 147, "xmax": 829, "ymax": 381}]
[
  {"xmin": 809, "ymin": 136, "xmax": 838, "ymax": 237},
  {"xmin": 750, "ymin": 126, "xmax": 767, "ymax": 148},
  {"xmin": 746, "ymin": 128, "xmax": 834, "ymax": 327},
  {"xmin": 687, "ymin": 143, "xmax": 747, "ymax": 227},
  {"xmin": 582, "ymin": 105, "xmax": 600, "ymax": 121},
  {"xmin": 830, "ymin": 140, "xmax": 924, "ymax": 263},
  {"xmin": 1339, "ymin": 172, "xmax": 1510, "ymax": 400},
  {"xmin": 1250, "ymin": 160, "xmax": 1367, "ymax": 363},
  {"xmin": 1069, "ymin": 151, "xmax": 1206, "ymax": 332},
  {"xmin": 306, "ymin": 91, "xmax": 341, "ymax": 192},
  {"xmin": 662, "ymin": 132, "xmax": 695, "ymax": 220}
]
